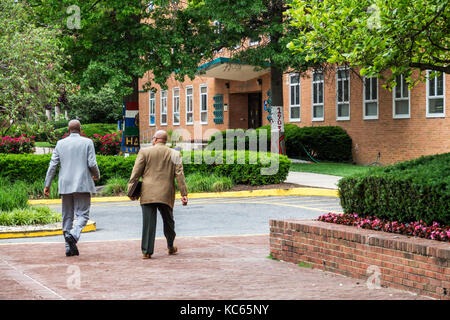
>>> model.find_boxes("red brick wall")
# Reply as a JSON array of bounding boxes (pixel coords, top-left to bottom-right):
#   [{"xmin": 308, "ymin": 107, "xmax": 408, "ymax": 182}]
[
  {"xmin": 270, "ymin": 219, "xmax": 450, "ymax": 300},
  {"xmin": 139, "ymin": 68, "xmax": 449, "ymax": 164},
  {"xmin": 281, "ymin": 69, "xmax": 450, "ymax": 165}
]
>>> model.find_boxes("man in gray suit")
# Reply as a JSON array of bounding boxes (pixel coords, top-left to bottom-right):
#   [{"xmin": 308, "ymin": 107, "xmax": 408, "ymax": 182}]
[{"xmin": 44, "ymin": 120, "xmax": 100, "ymax": 257}]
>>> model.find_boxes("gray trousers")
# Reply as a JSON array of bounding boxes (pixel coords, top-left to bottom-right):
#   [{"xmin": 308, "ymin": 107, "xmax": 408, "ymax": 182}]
[
  {"xmin": 141, "ymin": 203, "xmax": 176, "ymax": 255},
  {"xmin": 61, "ymin": 193, "xmax": 91, "ymax": 247}
]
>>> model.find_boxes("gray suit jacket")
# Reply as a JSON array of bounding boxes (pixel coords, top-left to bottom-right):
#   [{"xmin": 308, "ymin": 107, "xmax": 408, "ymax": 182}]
[{"xmin": 44, "ymin": 133, "xmax": 100, "ymax": 194}]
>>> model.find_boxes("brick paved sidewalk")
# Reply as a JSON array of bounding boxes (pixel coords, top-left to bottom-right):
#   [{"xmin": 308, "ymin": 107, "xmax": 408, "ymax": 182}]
[{"xmin": 0, "ymin": 235, "xmax": 430, "ymax": 300}]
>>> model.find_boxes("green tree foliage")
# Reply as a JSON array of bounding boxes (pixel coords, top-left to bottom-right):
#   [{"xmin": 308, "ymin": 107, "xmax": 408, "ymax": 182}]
[
  {"xmin": 287, "ymin": 0, "xmax": 449, "ymax": 87},
  {"xmin": 0, "ymin": 0, "xmax": 72, "ymax": 135},
  {"xmin": 67, "ymin": 87, "xmax": 123, "ymax": 124}
]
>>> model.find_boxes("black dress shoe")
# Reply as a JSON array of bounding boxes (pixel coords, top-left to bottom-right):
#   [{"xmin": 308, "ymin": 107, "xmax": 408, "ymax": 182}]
[
  {"xmin": 65, "ymin": 247, "xmax": 74, "ymax": 257},
  {"xmin": 65, "ymin": 234, "xmax": 79, "ymax": 256}
]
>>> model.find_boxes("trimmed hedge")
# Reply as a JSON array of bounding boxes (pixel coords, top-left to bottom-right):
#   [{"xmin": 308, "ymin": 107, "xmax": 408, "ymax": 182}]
[
  {"xmin": 208, "ymin": 124, "xmax": 352, "ymax": 162},
  {"xmin": 0, "ymin": 150, "xmax": 291, "ymax": 187},
  {"xmin": 338, "ymin": 152, "xmax": 450, "ymax": 225}
]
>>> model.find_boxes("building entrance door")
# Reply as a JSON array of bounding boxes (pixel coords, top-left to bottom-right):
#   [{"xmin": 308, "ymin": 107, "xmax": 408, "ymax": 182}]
[{"xmin": 248, "ymin": 92, "xmax": 262, "ymax": 129}]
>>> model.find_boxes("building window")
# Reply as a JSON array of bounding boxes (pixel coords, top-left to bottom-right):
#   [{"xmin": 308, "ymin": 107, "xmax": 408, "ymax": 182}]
[
  {"xmin": 336, "ymin": 67, "xmax": 350, "ymax": 120},
  {"xmin": 200, "ymin": 85, "xmax": 208, "ymax": 124},
  {"xmin": 363, "ymin": 76, "xmax": 378, "ymax": 120},
  {"xmin": 427, "ymin": 71, "xmax": 445, "ymax": 117},
  {"xmin": 393, "ymin": 74, "xmax": 410, "ymax": 118},
  {"xmin": 172, "ymin": 88, "xmax": 180, "ymax": 125},
  {"xmin": 186, "ymin": 86, "xmax": 193, "ymax": 124},
  {"xmin": 160, "ymin": 89, "xmax": 167, "ymax": 125},
  {"xmin": 149, "ymin": 92, "xmax": 156, "ymax": 126},
  {"xmin": 312, "ymin": 70, "xmax": 324, "ymax": 121},
  {"xmin": 289, "ymin": 73, "xmax": 301, "ymax": 121}
]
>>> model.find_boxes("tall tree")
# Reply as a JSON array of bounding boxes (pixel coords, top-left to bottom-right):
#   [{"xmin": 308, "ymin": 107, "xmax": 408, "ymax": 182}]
[
  {"xmin": 30, "ymin": 1, "xmax": 315, "ymax": 154},
  {"xmin": 0, "ymin": 0, "xmax": 71, "ymax": 135},
  {"xmin": 145, "ymin": 0, "xmax": 314, "ymax": 154},
  {"xmin": 287, "ymin": 0, "xmax": 449, "ymax": 87}
]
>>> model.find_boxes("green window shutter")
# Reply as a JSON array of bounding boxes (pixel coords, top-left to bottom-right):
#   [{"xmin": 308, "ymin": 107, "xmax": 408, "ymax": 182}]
[{"xmin": 213, "ymin": 94, "xmax": 224, "ymax": 124}]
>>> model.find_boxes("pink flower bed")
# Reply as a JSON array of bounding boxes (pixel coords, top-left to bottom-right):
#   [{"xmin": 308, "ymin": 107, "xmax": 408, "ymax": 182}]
[
  {"xmin": 317, "ymin": 212, "xmax": 449, "ymax": 242},
  {"xmin": 0, "ymin": 134, "xmax": 35, "ymax": 154},
  {"xmin": 61, "ymin": 131, "xmax": 121, "ymax": 155},
  {"xmin": 92, "ymin": 132, "xmax": 121, "ymax": 155}
]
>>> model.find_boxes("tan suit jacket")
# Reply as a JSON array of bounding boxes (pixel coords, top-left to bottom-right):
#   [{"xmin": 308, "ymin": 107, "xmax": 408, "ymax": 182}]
[{"xmin": 128, "ymin": 143, "xmax": 188, "ymax": 208}]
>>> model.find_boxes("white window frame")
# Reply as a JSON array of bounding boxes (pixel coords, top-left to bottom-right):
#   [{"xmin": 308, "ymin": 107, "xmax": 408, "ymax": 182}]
[
  {"xmin": 312, "ymin": 70, "xmax": 324, "ymax": 121},
  {"xmin": 393, "ymin": 74, "xmax": 410, "ymax": 119},
  {"xmin": 149, "ymin": 91, "xmax": 156, "ymax": 126},
  {"xmin": 186, "ymin": 86, "xmax": 194, "ymax": 125},
  {"xmin": 160, "ymin": 89, "xmax": 167, "ymax": 126},
  {"xmin": 289, "ymin": 73, "xmax": 301, "ymax": 122},
  {"xmin": 426, "ymin": 70, "xmax": 445, "ymax": 118},
  {"xmin": 172, "ymin": 87, "xmax": 180, "ymax": 125},
  {"xmin": 336, "ymin": 67, "xmax": 350, "ymax": 121},
  {"xmin": 199, "ymin": 84, "xmax": 208, "ymax": 124},
  {"xmin": 363, "ymin": 76, "xmax": 379, "ymax": 120}
]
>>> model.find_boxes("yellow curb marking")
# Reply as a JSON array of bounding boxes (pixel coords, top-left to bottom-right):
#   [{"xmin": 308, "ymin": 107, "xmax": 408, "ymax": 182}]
[
  {"xmin": 28, "ymin": 187, "xmax": 339, "ymax": 206},
  {"xmin": 0, "ymin": 221, "xmax": 96, "ymax": 239}
]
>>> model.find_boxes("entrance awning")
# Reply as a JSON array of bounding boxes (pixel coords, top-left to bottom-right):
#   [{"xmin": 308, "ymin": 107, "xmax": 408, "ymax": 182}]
[{"xmin": 197, "ymin": 57, "xmax": 269, "ymax": 81}]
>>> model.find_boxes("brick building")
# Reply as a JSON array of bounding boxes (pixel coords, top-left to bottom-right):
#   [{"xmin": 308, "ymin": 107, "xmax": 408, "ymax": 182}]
[{"xmin": 138, "ymin": 55, "xmax": 449, "ymax": 165}]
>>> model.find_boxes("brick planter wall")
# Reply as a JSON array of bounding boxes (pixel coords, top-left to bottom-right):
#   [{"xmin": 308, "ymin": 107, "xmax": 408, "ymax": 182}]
[{"xmin": 270, "ymin": 219, "xmax": 450, "ymax": 300}]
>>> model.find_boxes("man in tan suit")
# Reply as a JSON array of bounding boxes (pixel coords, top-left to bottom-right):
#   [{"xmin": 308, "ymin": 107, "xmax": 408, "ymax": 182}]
[{"xmin": 128, "ymin": 130, "xmax": 188, "ymax": 259}]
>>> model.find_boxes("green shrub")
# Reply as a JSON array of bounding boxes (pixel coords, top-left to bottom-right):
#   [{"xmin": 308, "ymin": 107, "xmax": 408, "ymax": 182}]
[
  {"xmin": 0, "ymin": 151, "xmax": 290, "ymax": 187},
  {"xmin": 67, "ymin": 87, "xmax": 123, "ymax": 124},
  {"xmin": 183, "ymin": 173, "xmax": 234, "ymax": 193},
  {"xmin": 338, "ymin": 153, "xmax": 450, "ymax": 225},
  {"xmin": 0, "ymin": 206, "xmax": 61, "ymax": 226},
  {"xmin": 0, "ymin": 178, "xmax": 29, "ymax": 211},
  {"xmin": 101, "ymin": 177, "xmax": 129, "ymax": 196},
  {"xmin": 54, "ymin": 123, "xmax": 119, "ymax": 140},
  {"xmin": 208, "ymin": 125, "xmax": 352, "ymax": 162}
]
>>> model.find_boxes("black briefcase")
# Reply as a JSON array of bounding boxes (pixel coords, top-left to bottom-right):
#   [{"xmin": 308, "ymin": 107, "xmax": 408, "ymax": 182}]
[{"xmin": 127, "ymin": 180, "xmax": 142, "ymax": 198}]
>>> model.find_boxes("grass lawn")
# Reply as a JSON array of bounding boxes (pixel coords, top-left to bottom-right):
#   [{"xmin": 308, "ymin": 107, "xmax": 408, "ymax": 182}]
[
  {"xmin": 290, "ymin": 162, "xmax": 372, "ymax": 177},
  {"xmin": 35, "ymin": 142, "xmax": 55, "ymax": 148}
]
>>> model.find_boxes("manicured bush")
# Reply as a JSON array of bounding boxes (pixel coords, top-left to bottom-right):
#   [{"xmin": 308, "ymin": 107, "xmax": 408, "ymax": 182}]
[
  {"xmin": 338, "ymin": 153, "xmax": 450, "ymax": 225},
  {"xmin": 0, "ymin": 150, "xmax": 291, "ymax": 187},
  {"xmin": 208, "ymin": 125, "xmax": 353, "ymax": 162},
  {"xmin": 0, "ymin": 134, "xmax": 35, "ymax": 154},
  {"xmin": 54, "ymin": 123, "xmax": 119, "ymax": 140}
]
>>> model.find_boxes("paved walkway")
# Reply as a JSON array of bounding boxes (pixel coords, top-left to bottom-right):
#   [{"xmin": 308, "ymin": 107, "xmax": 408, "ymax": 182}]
[
  {"xmin": 0, "ymin": 234, "xmax": 429, "ymax": 300},
  {"xmin": 285, "ymin": 171, "xmax": 342, "ymax": 190}
]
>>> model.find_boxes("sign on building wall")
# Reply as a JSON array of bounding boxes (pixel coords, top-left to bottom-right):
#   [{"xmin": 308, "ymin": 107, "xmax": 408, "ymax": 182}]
[{"xmin": 120, "ymin": 101, "xmax": 140, "ymax": 154}]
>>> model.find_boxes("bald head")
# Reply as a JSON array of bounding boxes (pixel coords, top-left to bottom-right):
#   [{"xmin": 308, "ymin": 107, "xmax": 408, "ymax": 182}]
[
  {"xmin": 154, "ymin": 130, "xmax": 168, "ymax": 144},
  {"xmin": 68, "ymin": 119, "xmax": 81, "ymax": 133}
]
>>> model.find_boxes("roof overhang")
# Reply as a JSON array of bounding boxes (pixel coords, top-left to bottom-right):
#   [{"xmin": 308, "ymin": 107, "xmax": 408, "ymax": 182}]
[{"xmin": 197, "ymin": 57, "xmax": 269, "ymax": 81}]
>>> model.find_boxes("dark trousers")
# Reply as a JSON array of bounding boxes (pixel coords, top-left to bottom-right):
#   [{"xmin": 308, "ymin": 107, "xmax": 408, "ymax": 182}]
[{"xmin": 141, "ymin": 203, "xmax": 176, "ymax": 255}]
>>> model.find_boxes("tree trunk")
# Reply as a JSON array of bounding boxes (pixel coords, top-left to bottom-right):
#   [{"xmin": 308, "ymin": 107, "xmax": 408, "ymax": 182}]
[
  {"xmin": 270, "ymin": 66, "xmax": 286, "ymax": 155},
  {"xmin": 269, "ymin": 1, "xmax": 286, "ymax": 155}
]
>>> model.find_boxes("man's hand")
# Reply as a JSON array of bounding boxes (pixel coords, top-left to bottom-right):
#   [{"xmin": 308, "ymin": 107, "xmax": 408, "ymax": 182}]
[
  {"xmin": 43, "ymin": 187, "xmax": 50, "ymax": 198},
  {"xmin": 92, "ymin": 176, "xmax": 99, "ymax": 181},
  {"xmin": 181, "ymin": 196, "xmax": 188, "ymax": 206}
]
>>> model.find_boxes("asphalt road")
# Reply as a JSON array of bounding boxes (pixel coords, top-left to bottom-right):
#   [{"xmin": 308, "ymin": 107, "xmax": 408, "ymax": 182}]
[{"xmin": 0, "ymin": 195, "xmax": 343, "ymax": 244}]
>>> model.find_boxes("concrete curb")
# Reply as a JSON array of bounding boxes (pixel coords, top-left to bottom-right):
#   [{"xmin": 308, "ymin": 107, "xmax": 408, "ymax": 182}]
[
  {"xmin": 0, "ymin": 220, "xmax": 96, "ymax": 239},
  {"xmin": 7, "ymin": 187, "xmax": 337, "ymax": 240},
  {"xmin": 28, "ymin": 187, "xmax": 339, "ymax": 206}
]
